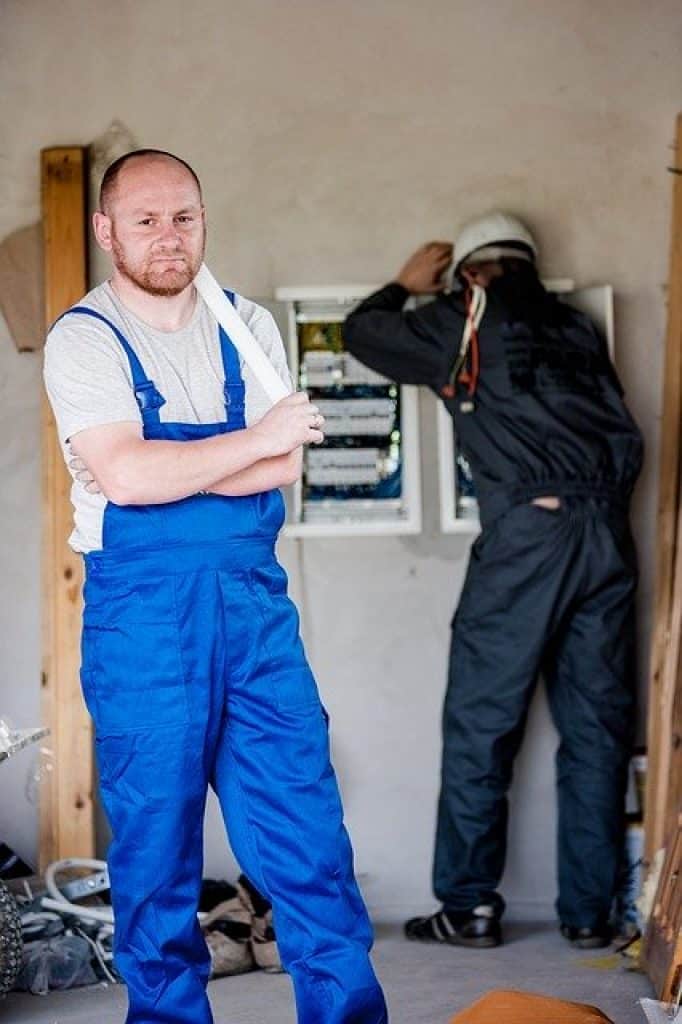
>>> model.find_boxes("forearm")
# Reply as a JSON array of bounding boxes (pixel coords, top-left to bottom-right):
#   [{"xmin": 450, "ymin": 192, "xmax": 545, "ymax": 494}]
[
  {"xmin": 73, "ymin": 427, "xmax": 270, "ymax": 506},
  {"xmin": 344, "ymin": 284, "xmax": 448, "ymax": 387},
  {"xmin": 207, "ymin": 449, "xmax": 302, "ymax": 496},
  {"xmin": 351, "ymin": 282, "xmax": 410, "ymax": 316}
]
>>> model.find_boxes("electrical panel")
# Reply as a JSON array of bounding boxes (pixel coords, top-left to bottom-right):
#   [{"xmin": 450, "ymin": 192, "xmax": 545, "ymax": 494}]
[
  {"xmin": 274, "ymin": 286, "xmax": 421, "ymax": 537},
  {"xmin": 436, "ymin": 282, "xmax": 615, "ymax": 533}
]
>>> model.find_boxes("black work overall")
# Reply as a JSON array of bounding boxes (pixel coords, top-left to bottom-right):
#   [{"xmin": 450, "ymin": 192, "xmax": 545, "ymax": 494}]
[{"xmin": 344, "ymin": 281, "xmax": 643, "ymax": 927}]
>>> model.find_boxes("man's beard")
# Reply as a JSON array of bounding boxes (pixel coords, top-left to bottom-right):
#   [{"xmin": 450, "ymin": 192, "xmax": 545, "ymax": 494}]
[{"xmin": 111, "ymin": 232, "xmax": 205, "ymax": 297}]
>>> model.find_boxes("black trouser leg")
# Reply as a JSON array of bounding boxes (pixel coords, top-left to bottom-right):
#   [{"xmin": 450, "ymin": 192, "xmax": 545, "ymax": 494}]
[
  {"xmin": 433, "ymin": 504, "xmax": 583, "ymax": 912},
  {"xmin": 544, "ymin": 512, "xmax": 637, "ymax": 928}
]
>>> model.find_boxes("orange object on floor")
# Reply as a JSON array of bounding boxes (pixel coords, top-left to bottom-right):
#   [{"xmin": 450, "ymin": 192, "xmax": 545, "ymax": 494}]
[{"xmin": 450, "ymin": 990, "xmax": 613, "ymax": 1023}]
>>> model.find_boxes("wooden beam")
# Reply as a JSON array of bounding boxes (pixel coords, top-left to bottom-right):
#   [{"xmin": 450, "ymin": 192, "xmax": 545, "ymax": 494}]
[
  {"xmin": 644, "ymin": 814, "xmax": 682, "ymax": 1001},
  {"xmin": 645, "ymin": 114, "xmax": 682, "ymax": 865},
  {"xmin": 663, "ymin": 494, "xmax": 682, "ymax": 844},
  {"xmin": 40, "ymin": 147, "xmax": 94, "ymax": 866}
]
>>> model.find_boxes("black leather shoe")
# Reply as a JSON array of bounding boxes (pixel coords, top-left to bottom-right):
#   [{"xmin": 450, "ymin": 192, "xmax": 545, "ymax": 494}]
[
  {"xmin": 560, "ymin": 923, "xmax": 613, "ymax": 949},
  {"xmin": 404, "ymin": 907, "xmax": 502, "ymax": 948}
]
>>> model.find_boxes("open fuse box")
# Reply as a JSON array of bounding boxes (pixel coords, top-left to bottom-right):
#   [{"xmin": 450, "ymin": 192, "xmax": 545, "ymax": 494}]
[{"xmin": 274, "ymin": 287, "xmax": 421, "ymax": 536}]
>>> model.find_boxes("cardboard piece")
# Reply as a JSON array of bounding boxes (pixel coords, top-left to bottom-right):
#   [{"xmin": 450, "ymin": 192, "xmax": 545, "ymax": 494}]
[{"xmin": 0, "ymin": 222, "xmax": 44, "ymax": 352}]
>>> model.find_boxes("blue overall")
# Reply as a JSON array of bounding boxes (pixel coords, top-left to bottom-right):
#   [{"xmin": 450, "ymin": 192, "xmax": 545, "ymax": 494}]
[{"xmin": 61, "ymin": 300, "xmax": 388, "ymax": 1024}]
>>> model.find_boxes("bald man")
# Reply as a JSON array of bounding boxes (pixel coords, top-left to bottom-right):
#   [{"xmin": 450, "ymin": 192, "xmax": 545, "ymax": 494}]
[{"xmin": 44, "ymin": 149, "xmax": 387, "ymax": 1024}]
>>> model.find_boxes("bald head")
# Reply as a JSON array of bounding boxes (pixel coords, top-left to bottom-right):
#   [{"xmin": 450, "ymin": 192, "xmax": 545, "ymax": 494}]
[
  {"xmin": 93, "ymin": 148, "xmax": 206, "ymax": 298},
  {"xmin": 99, "ymin": 149, "xmax": 202, "ymax": 216}
]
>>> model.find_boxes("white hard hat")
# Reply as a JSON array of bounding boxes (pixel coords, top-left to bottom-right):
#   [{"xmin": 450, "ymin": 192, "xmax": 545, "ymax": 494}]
[{"xmin": 453, "ymin": 212, "xmax": 537, "ymax": 271}]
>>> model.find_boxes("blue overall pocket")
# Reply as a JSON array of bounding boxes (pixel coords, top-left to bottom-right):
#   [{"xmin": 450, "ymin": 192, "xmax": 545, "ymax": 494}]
[{"xmin": 83, "ymin": 577, "xmax": 189, "ymax": 735}]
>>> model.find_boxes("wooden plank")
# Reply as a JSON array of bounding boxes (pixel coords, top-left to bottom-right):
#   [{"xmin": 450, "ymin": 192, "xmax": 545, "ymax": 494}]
[
  {"xmin": 664, "ymin": 493, "xmax": 682, "ymax": 844},
  {"xmin": 644, "ymin": 814, "xmax": 682, "ymax": 1000},
  {"xmin": 40, "ymin": 147, "xmax": 93, "ymax": 867},
  {"xmin": 645, "ymin": 113, "xmax": 682, "ymax": 865}
]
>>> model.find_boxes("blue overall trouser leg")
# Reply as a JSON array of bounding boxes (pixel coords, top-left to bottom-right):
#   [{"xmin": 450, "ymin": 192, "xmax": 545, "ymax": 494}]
[
  {"xmin": 85, "ymin": 542, "xmax": 388, "ymax": 1024},
  {"xmin": 433, "ymin": 498, "xmax": 636, "ymax": 927},
  {"xmin": 68, "ymin": 300, "xmax": 387, "ymax": 1024}
]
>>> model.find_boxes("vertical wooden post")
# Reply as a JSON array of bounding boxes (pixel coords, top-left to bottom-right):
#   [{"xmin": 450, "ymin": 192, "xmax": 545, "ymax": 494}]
[
  {"xmin": 644, "ymin": 114, "xmax": 682, "ymax": 865},
  {"xmin": 40, "ymin": 147, "xmax": 94, "ymax": 866},
  {"xmin": 644, "ymin": 815, "xmax": 682, "ymax": 1000},
  {"xmin": 663, "ymin": 496, "xmax": 682, "ymax": 840}
]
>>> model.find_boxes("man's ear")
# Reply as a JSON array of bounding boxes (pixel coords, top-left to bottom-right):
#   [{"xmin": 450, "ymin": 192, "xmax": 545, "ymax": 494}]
[{"xmin": 92, "ymin": 211, "xmax": 113, "ymax": 252}]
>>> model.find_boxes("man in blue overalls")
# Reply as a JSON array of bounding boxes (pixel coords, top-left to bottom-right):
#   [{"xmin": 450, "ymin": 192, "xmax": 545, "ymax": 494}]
[{"xmin": 44, "ymin": 149, "xmax": 388, "ymax": 1024}]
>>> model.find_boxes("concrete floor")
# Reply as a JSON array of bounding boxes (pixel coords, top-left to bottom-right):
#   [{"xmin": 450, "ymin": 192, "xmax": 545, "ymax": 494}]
[{"xmin": 3, "ymin": 921, "xmax": 653, "ymax": 1024}]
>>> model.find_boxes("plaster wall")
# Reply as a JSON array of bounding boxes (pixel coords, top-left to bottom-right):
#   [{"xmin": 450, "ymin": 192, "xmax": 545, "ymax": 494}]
[{"xmin": 1, "ymin": 0, "xmax": 680, "ymax": 919}]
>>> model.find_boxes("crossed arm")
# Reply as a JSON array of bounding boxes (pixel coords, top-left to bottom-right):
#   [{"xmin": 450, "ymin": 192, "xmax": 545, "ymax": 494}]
[{"xmin": 69, "ymin": 392, "xmax": 323, "ymax": 505}]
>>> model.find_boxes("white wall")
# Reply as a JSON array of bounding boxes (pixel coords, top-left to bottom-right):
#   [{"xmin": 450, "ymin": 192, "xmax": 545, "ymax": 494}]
[
  {"xmin": 0, "ymin": 315, "xmax": 42, "ymax": 864},
  {"xmin": 1, "ymin": 0, "xmax": 680, "ymax": 920}
]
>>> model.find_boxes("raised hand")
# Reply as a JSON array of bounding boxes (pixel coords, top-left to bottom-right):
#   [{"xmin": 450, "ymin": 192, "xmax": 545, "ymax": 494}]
[{"xmin": 396, "ymin": 241, "xmax": 454, "ymax": 295}]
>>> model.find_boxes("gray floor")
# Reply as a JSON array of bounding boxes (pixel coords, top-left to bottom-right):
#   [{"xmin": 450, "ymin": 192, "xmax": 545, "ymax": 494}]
[{"xmin": 2, "ymin": 921, "xmax": 653, "ymax": 1024}]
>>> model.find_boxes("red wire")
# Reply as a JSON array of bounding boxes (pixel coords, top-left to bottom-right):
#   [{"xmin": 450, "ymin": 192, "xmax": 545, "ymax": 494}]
[{"xmin": 457, "ymin": 288, "xmax": 480, "ymax": 397}]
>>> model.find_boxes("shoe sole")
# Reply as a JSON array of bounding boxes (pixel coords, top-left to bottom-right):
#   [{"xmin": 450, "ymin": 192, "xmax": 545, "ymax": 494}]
[
  {"xmin": 567, "ymin": 936, "xmax": 612, "ymax": 950},
  {"xmin": 405, "ymin": 932, "xmax": 501, "ymax": 949},
  {"xmin": 560, "ymin": 926, "xmax": 612, "ymax": 950}
]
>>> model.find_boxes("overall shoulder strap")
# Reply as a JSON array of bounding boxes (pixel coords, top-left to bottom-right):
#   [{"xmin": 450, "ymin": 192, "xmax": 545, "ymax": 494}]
[
  {"xmin": 218, "ymin": 291, "xmax": 246, "ymax": 428},
  {"xmin": 56, "ymin": 306, "xmax": 166, "ymax": 424}
]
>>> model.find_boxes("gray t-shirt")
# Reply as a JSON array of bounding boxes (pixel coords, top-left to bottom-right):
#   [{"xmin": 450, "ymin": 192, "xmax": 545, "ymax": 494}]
[{"xmin": 44, "ymin": 281, "xmax": 293, "ymax": 553}]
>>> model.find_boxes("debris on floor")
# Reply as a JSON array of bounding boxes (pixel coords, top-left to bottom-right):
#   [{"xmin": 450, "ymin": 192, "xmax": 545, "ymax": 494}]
[
  {"xmin": 235, "ymin": 874, "xmax": 282, "ymax": 973},
  {"xmin": 2, "ymin": 863, "xmax": 283, "ymax": 997},
  {"xmin": 576, "ymin": 953, "xmax": 623, "ymax": 972},
  {"xmin": 0, "ymin": 876, "xmax": 23, "ymax": 996},
  {"xmin": 639, "ymin": 997, "xmax": 682, "ymax": 1023},
  {"xmin": 200, "ymin": 877, "xmax": 254, "ymax": 977},
  {"xmin": 578, "ymin": 933, "xmax": 644, "ymax": 973},
  {"xmin": 7, "ymin": 867, "xmax": 118, "ymax": 993},
  {"xmin": 199, "ymin": 874, "xmax": 282, "ymax": 977},
  {"xmin": 13, "ymin": 935, "xmax": 99, "ymax": 995}
]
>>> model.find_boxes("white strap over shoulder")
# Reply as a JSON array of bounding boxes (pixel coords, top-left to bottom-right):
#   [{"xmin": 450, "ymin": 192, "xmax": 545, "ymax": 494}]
[
  {"xmin": 459, "ymin": 283, "xmax": 487, "ymax": 361},
  {"xmin": 194, "ymin": 263, "xmax": 289, "ymax": 406}
]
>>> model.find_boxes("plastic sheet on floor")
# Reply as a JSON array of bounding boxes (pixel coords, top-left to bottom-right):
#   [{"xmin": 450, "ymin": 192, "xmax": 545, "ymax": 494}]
[{"xmin": 640, "ymin": 997, "xmax": 682, "ymax": 1023}]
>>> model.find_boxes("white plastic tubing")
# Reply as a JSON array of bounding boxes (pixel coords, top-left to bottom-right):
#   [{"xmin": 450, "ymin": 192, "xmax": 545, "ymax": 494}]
[
  {"xmin": 194, "ymin": 264, "xmax": 289, "ymax": 406},
  {"xmin": 42, "ymin": 858, "xmax": 114, "ymax": 925}
]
